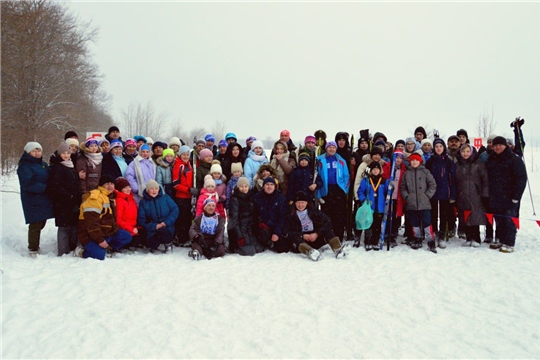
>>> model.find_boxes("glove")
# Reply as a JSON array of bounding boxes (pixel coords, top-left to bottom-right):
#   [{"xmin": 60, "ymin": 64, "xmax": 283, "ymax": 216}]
[
  {"xmin": 238, "ymin": 238, "xmax": 246, "ymax": 247},
  {"xmin": 510, "ymin": 117, "xmax": 525, "ymax": 128},
  {"xmin": 189, "ymin": 188, "xmax": 199, "ymax": 196},
  {"xmin": 259, "ymin": 222, "xmax": 270, "ymax": 230}
]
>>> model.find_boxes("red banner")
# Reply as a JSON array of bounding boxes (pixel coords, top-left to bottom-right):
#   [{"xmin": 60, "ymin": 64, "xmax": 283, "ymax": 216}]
[
  {"xmin": 512, "ymin": 217, "xmax": 520, "ymax": 230},
  {"xmin": 463, "ymin": 210, "xmax": 471, "ymax": 224},
  {"xmin": 537, "ymin": 220, "xmax": 540, "ymax": 228},
  {"xmin": 485, "ymin": 213, "xmax": 494, "ymax": 225}
]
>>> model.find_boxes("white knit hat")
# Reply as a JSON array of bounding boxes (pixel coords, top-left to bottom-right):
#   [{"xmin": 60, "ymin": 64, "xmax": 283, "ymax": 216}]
[
  {"xmin": 421, "ymin": 139, "xmax": 432, "ymax": 146},
  {"xmin": 169, "ymin": 137, "xmax": 182, "ymax": 147},
  {"xmin": 65, "ymin": 138, "xmax": 79, "ymax": 147},
  {"xmin": 210, "ymin": 163, "xmax": 222, "ymax": 175},
  {"xmin": 24, "ymin": 142, "xmax": 42, "ymax": 153},
  {"xmin": 251, "ymin": 140, "xmax": 264, "ymax": 150}
]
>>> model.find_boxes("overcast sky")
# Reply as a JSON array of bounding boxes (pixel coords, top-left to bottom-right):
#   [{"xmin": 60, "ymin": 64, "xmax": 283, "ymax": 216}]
[{"xmin": 69, "ymin": 1, "xmax": 540, "ymax": 145}]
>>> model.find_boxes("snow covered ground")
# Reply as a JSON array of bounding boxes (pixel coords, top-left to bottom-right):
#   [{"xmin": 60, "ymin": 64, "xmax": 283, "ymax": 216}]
[{"xmin": 2, "ymin": 166, "xmax": 540, "ymax": 359}]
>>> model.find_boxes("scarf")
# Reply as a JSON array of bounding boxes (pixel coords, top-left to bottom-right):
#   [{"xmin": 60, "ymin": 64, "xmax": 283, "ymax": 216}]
[
  {"xmin": 85, "ymin": 152, "xmax": 103, "ymax": 169},
  {"xmin": 249, "ymin": 153, "xmax": 267, "ymax": 162},
  {"xmin": 270, "ymin": 153, "xmax": 289, "ymax": 183},
  {"xmin": 296, "ymin": 209, "xmax": 314, "ymax": 233},
  {"xmin": 61, "ymin": 159, "xmax": 74, "ymax": 168},
  {"xmin": 113, "ymin": 155, "xmax": 128, "ymax": 177}
]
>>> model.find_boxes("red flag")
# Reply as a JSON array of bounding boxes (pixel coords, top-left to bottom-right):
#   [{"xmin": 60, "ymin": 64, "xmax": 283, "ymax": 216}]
[
  {"xmin": 486, "ymin": 213, "xmax": 494, "ymax": 225},
  {"xmin": 463, "ymin": 210, "xmax": 471, "ymax": 223},
  {"xmin": 512, "ymin": 217, "xmax": 520, "ymax": 230},
  {"xmin": 536, "ymin": 220, "xmax": 540, "ymax": 228}
]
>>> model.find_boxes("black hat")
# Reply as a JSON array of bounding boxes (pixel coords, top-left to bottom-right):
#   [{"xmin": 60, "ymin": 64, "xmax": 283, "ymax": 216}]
[
  {"xmin": 372, "ymin": 132, "xmax": 387, "ymax": 142},
  {"xmin": 414, "ymin": 126, "xmax": 427, "ymax": 138},
  {"xmin": 99, "ymin": 174, "xmax": 115, "ymax": 186},
  {"xmin": 152, "ymin": 141, "xmax": 167, "ymax": 151},
  {"xmin": 335, "ymin": 132, "xmax": 349, "ymax": 141},
  {"xmin": 370, "ymin": 146, "xmax": 383, "ymax": 157},
  {"xmin": 395, "ymin": 139, "xmax": 405, "ymax": 148},
  {"xmin": 294, "ymin": 191, "xmax": 309, "ymax": 202},
  {"xmin": 298, "ymin": 152, "xmax": 311, "ymax": 163},
  {"xmin": 114, "ymin": 177, "xmax": 130, "ymax": 191},
  {"xmin": 368, "ymin": 161, "xmax": 381, "ymax": 171},
  {"xmin": 456, "ymin": 129, "xmax": 468, "ymax": 138},
  {"xmin": 433, "ymin": 138, "xmax": 446, "ymax": 150},
  {"xmin": 263, "ymin": 177, "xmax": 276, "ymax": 186},
  {"xmin": 108, "ymin": 126, "xmax": 120, "ymax": 135},
  {"xmin": 64, "ymin": 131, "xmax": 78, "ymax": 140},
  {"xmin": 492, "ymin": 136, "xmax": 507, "ymax": 147}
]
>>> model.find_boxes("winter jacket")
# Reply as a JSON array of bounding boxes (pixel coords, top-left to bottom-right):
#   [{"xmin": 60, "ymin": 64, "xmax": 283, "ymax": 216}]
[
  {"xmin": 357, "ymin": 175, "xmax": 389, "ymax": 213},
  {"xmin": 400, "ymin": 164, "xmax": 437, "ymax": 211},
  {"xmin": 102, "ymin": 152, "xmax": 130, "ymax": 180},
  {"xmin": 123, "ymin": 150, "xmax": 137, "ymax": 165},
  {"xmin": 125, "ymin": 155, "xmax": 156, "ymax": 200},
  {"xmin": 244, "ymin": 149, "xmax": 269, "ymax": 188},
  {"xmin": 189, "ymin": 213, "xmax": 226, "ymax": 246},
  {"xmin": 227, "ymin": 188, "xmax": 263, "ymax": 256},
  {"xmin": 195, "ymin": 161, "xmax": 212, "ymax": 190},
  {"xmin": 283, "ymin": 205, "xmax": 334, "ymax": 242},
  {"xmin": 47, "ymin": 153, "xmax": 81, "ymax": 227},
  {"xmin": 252, "ymin": 189, "xmax": 288, "ymax": 236},
  {"xmin": 155, "ymin": 157, "xmax": 174, "ymax": 197},
  {"xmin": 137, "ymin": 187, "xmax": 179, "ymax": 240},
  {"xmin": 75, "ymin": 144, "xmax": 103, "ymax": 195},
  {"xmin": 78, "ymin": 186, "xmax": 119, "ymax": 246},
  {"xmin": 196, "ymin": 188, "xmax": 226, "ymax": 218},
  {"xmin": 390, "ymin": 162, "xmax": 407, "ymax": 217},
  {"xmin": 287, "ymin": 164, "xmax": 323, "ymax": 203},
  {"xmin": 455, "ymin": 150, "xmax": 489, "ymax": 226},
  {"xmin": 269, "ymin": 141, "xmax": 297, "ymax": 197},
  {"xmin": 222, "ymin": 143, "xmax": 245, "ymax": 180},
  {"xmin": 172, "ymin": 158, "xmax": 193, "ymax": 199},
  {"xmin": 353, "ymin": 154, "xmax": 390, "ymax": 200},
  {"xmin": 114, "ymin": 189, "xmax": 138, "ymax": 235},
  {"xmin": 225, "ymin": 176, "xmax": 239, "ymax": 209},
  {"xmin": 486, "ymin": 146, "xmax": 527, "ymax": 211},
  {"xmin": 254, "ymin": 164, "xmax": 279, "ymax": 192},
  {"xmin": 425, "ymin": 152, "xmax": 456, "ymax": 201},
  {"xmin": 316, "ymin": 153, "xmax": 350, "ymax": 198},
  {"xmin": 17, "ymin": 152, "xmax": 54, "ymax": 225}
]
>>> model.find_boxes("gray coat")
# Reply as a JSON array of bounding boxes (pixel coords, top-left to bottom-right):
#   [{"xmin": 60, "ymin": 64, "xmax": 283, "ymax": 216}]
[
  {"xmin": 455, "ymin": 151, "xmax": 489, "ymax": 226},
  {"xmin": 400, "ymin": 164, "xmax": 436, "ymax": 211}
]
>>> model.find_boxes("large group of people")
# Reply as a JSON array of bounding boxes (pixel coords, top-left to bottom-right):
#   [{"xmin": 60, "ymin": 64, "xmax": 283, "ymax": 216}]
[{"xmin": 17, "ymin": 120, "xmax": 528, "ymax": 261}]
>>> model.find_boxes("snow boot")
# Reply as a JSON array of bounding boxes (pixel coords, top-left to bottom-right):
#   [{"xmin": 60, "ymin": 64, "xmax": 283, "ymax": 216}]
[
  {"xmin": 188, "ymin": 249, "xmax": 201, "ymax": 260},
  {"xmin": 73, "ymin": 246, "xmax": 84, "ymax": 258},
  {"xmin": 484, "ymin": 237, "xmax": 493, "ymax": 244},
  {"xmin": 299, "ymin": 243, "xmax": 321, "ymax": 261},
  {"xmin": 471, "ymin": 241, "xmax": 481, "ymax": 248},
  {"xmin": 365, "ymin": 244, "xmax": 373, "ymax": 252},
  {"xmin": 462, "ymin": 241, "xmax": 472, "ymax": 247},
  {"xmin": 164, "ymin": 243, "xmax": 173, "ymax": 253},
  {"xmin": 29, "ymin": 249, "xmax": 39, "ymax": 258},
  {"xmin": 428, "ymin": 240, "xmax": 437, "ymax": 253},
  {"xmin": 499, "ymin": 245, "xmax": 514, "ymax": 253},
  {"xmin": 329, "ymin": 236, "xmax": 348, "ymax": 259}
]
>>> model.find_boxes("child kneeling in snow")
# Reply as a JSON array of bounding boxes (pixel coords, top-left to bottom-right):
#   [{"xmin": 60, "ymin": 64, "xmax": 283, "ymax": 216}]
[
  {"xmin": 283, "ymin": 191, "xmax": 347, "ymax": 261},
  {"xmin": 189, "ymin": 198, "xmax": 226, "ymax": 260}
]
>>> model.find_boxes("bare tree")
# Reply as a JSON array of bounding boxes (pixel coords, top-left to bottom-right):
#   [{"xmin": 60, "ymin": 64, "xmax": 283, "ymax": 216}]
[
  {"xmin": 188, "ymin": 127, "xmax": 207, "ymax": 146},
  {"xmin": 210, "ymin": 120, "xmax": 226, "ymax": 142},
  {"xmin": 476, "ymin": 106, "xmax": 497, "ymax": 138},
  {"xmin": 121, "ymin": 101, "xmax": 168, "ymax": 141},
  {"xmin": 168, "ymin": 118, "xmax": 190, "ymax": 145}
]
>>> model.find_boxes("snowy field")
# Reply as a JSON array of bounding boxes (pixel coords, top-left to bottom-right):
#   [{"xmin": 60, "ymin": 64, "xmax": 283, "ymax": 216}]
[{"xmin": 2, "ymin": 164, "xmax": 540, "ymax": 359}]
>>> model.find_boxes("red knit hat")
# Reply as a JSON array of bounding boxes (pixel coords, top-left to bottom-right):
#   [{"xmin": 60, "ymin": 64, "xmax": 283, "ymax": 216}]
[{"xmin": 409, "ymin": 153, "xmax": 423, "ymax": 163}]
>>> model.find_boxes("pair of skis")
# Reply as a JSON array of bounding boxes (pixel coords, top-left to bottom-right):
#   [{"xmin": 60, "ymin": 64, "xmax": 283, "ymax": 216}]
[{"xmin": 379, "ymin": 152, "xmax": 397, "ymax": 251}]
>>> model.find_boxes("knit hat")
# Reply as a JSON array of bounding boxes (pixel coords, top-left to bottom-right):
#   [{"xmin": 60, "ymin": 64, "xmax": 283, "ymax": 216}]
[
  {"xmin": 294, "ymin": 191, "xmax": 309, "ymax": 203},
  {"xmin": 124, "ymin": 139, "xmax": 137, "ymax": 148},
  {"xmin": 326, "ymin": 141, "xmax": 337, "ymax": 150},
  {"xmin": 237, "ymin": 176, "xmax": 250, "ymax": 188},
  {"xmin": 372, "ymin": 132, "xmax": 387, "ymax": 142},
  {"xmin": 152, "ymin": 141, "xmax": 167, "ymax": 151},
  {"xmin": 146, "ymin": 137, "xmax": 154, "ymax": 145},
  {"xmin": 85, "ymin": 137, "xmax": 99, "ymax": 147},
  {"xmin": 263, "ymin": 177, "xmax": 276, "ymax": 186},
  {"xmin": 218, "ymin": 140, "xmax": 227, "ymax": 147},
  {"xmin": 65, "ymin": 138, "xmax": 79, "ymax": 148},
  {"xmin": 433, "ymin": 138, "xmax": 446, "ymax": 149},
  {"xmin": 335, "ymin": 132, "xmax": 349, "ymax": 141},
  {"xmin": 99, "ymin": 174, "xmax": 115, "ymax": 186},
  {"xmin": 169, "ymin": 137, "xmax": 182, "ymax": 147},
  {"xmin": 110, "ymin": 140, "xmax": 123, "ymax": 149},
  {"xmin": 210, "ymin": 163, "xmax": 222, "ymax": 175},
  {"xmin": 368, "ymin": 161, "xmax": 382, "ymax": 171},
  {"xmin": 205, "ymin": 134, "xmax": 215, "ymax": 143},
  {"xmin": 298, "ymin": 152, "xmax": 311, "ymax": 163},
  {"xmin": 108, "ymin": 126, "xmax": 120, "ymax": 135},
  {"xmin": 133, "ymin": 135, "xmax": 147, "ymax": 143},
  {"xmin": 421, "ymin": 139, "xmax": 432, "ymax": 146},
  {"xmin": 203, "ymin": 198, "xmax": 216, "ymax": 210},
  {"xmin": 394, "ymin": 150, "xmax": 404, "ymax": 158},
  {"xmin": 447, "ymin": 135, "xmax": 460, "ymax": 143},
  {"xmin": 199, "ymin": 148, "xmax": 213, "ymax": 160},
  {"xmin": 405, "ymin": 137, "xmax": 416, "ymax": 145},
  {"xmin": 487, "ymin": 134, "xmax": 498, "ymax": 142},
  {"xmin": 251, "ymin": 140, "xmax": 264, "ymax": 150},
  {"xmin": 196, "ymin": 139, "xmax": 206, "ymax": 146},
  {"xmin": 246, "ymin": 136, "xmax": 257, "ymax": 144},
  {"xmin": 162, "ymin": 148, "xmax": 175, "ymax": 158},
  {"xmin": 140, "ymin": 144, "xmax": 151, "ymax": 152},
  {"xmin": 409, "ymin": 153, "xmax": 423, "ymax": 163},
  {"xmin": 99, "ymin": 138, "xmax": 110, "ymax": 146},
  {"xmin": 114, "ymin": 177, "xmax": 130, "ymax": 191},
  {"xmin": 57, "ymin": 142, "xmax": 70, "ymax": 154},
  {"xmin": 64, "ymin": 131, "xmax": 78, "ymax": 140},
  {"xmin": 280, "ymin": 130, "xmax": 290, "ymax": 137},
  {"xmin": 456, "ymin": 129, "xmax": 469, "ymax": 139},
  {"xmin": 179, "ymin": 145, "xmax": 191, "ymax": 155},
  {"xmin": 24, "ymin": 142, "xmax": 42, "ymax": 154},
  {"xmin": 204, "ymin": 176, "xmax": 216, "ymax": 189},
  {"xmin": 395, "ymin": 139, "xmax": 405, "ymax": 148},
  {"xmin": 304, "ymin": 135, "xmax": 316, "ymax": 144},
  {"xmin": 146, "ymin": 179, "xmax": 160, "ymax": 191},
  {"xmin": 370, "ymin": 146, "xmax": 383, "ymax": 157},
  {"xmin": 492, "ymin": 136, "xmax": 507, "ymax": 147},
  {"xmin": 225, "ymin": 132, "xmax": 237, "ymax": 141},
  {"xmin": 231, "ymin": 162, "xmax": 243, "ymax": 174},
  {"xmin": 374, "ymin": 140, "xmax": 386, "ymax": 147},
  {"xmin": 414, "ymin": 126, "xmax": 427, "ymax": 138}
]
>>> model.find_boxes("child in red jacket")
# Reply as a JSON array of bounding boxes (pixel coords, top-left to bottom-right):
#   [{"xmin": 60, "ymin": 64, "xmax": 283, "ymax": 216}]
[
  {"xmin": 171, "ymin": 145, "xmax": 194, "ymax": 246},
  {"xmin": 196, "ymin": 176, "xmax": 226, "ymax": 218},
  {"xmin": 114, "ymin": 177, "xmax": 145, "ymax": 249}
]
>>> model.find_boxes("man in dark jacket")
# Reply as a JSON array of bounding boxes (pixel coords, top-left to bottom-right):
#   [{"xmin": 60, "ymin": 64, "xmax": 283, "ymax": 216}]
[
  {"xmin": 252, "ymin": 177, "xmax": 291, "ymax": 253},
  {"xmin": 485, "ymin": 136, "xmax": 527, "ymax": 253}
]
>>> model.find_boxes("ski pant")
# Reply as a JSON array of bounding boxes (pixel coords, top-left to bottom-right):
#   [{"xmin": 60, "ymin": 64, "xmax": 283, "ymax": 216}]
[
  {"xmin": 492, "ymin": 207, "xmax": 518, "ymax": 247},
  {"xmin": 408, "ymin": 210, "xmax": 433, "ymax": 241},
  {"xmin": 57, "ymin": 225, "xmax": 78, "ymax": 256},
  {"xmin": 430, "ymin": 199, "xmax": 452, "ymax": 234},
  {"xmin": 321, "ymin": 184, "xmax": 347, "ymax": 241},
  {"xmin": 128, "ymin": 227, "xmax": 147, "ymax": 249},
  {"xmin": 291, "ymin": 228, "xmax": 337, "ymax": 252},
  {"xmin": 258, "ymin": 227, "xmax": 291, "ymax": 254},
  {"xmin": 464, "ymin": 225, "xmax": 481, "ymax": 242},
  {"xmin": 192, "ymin": 234, "xmax": 226, "ymax": 259},
  {"xmin": 146, "ymin": 227, "xmax": 173, "ymax": 250},
  {"xmin": 83, "ymin": 229, "xmax": 132, "ymax": 260},
  {"xmin": 390, "ymin": 199, "xmax": 402, "ymax": 238},
  {"xmin": 366, "ymin": 213, "xmax": 383, "ymax": 246},
  {"xmin": 28, "ymin": 220, "xmax": 47, "ymax": 251},
  {"xmin": 174, "ymin": 198, "xmax": 193, "ymax": 245}
]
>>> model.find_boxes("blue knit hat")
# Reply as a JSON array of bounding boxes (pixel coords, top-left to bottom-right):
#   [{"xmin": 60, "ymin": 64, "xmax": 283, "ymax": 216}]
[{"xmin": 225, "ymin": 132, "xmax": 237, "ymax": 141}]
